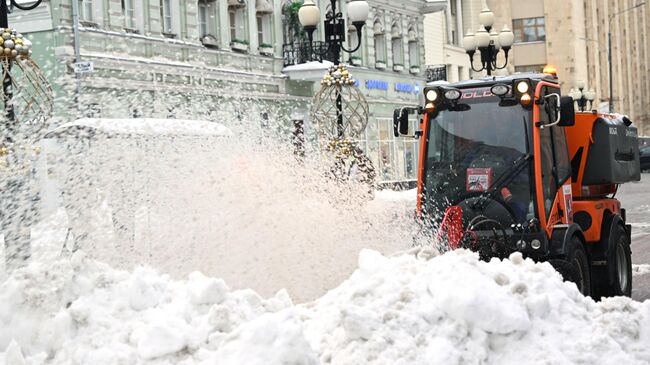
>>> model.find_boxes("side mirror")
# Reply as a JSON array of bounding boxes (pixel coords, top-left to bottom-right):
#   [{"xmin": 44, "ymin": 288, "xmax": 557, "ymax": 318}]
[
  {"xmin": 558, "ymin": 96, "xmax": 575, "ymax": 127},
  {"xmin": 393, "ymin": 108, "xmax": 410, "ymax": 137}
]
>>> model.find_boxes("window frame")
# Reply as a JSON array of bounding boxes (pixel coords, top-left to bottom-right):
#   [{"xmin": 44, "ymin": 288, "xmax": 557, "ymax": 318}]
[
  {"xmin": 512, "ymin": 17, "xmax": 546, "ymax": 44},
  {"xmin": 160, "ymin": 0, "xmax": 173, "ymax": 34},
  {"xmin": 79, "ymin": 0, "xmax": 93, "ymax": 21},
  {"xmin": 122, "ymin": 0, "xmax": 136, "ymax": 29}
]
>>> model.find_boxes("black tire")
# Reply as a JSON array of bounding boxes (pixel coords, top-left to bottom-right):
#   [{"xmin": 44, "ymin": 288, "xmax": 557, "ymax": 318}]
[
  {"xmin": 550, "ymin": 236, "xmax": 591, "ymax": 297},
  {"xmin": 597, "ymin": 225, "xmax": 633, "ymax": 298}
]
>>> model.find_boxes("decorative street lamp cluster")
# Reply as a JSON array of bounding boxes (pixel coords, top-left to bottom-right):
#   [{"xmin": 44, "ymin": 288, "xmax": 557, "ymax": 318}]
[
  {"xmin": 462, "ymin": 7, "xmax": 514, "ymax": 76},
  {"xmin": 569, "ymin": 80, "xmax": 596, "ymax": 112},
  {"xmin": 298, "ymin": 0, "xmax": 370, "ymax": 66}
]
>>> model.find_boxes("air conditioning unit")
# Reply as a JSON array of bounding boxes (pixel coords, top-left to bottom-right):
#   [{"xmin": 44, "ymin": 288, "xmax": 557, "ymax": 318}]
[{"xmin": 201, "ymin": 35, "xmax": 219, "ymax": 48}]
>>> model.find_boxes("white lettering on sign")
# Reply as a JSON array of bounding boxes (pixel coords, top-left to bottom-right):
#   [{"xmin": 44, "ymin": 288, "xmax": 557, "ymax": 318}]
[
  {"xmin": 74, "ymin": 61, "xmax": 94, "ymax": 73},
  {"xmin": 626, "ymin": 129, "xmax": 637, "ymax": 137},
  {"xmin": 609, "ymin": 127, "xmax": 618, "ymax": 135}
]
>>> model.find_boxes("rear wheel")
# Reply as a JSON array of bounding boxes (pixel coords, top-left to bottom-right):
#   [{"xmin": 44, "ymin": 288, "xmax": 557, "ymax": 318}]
[
  {"xmin": 550, "ymin": 236, "xmax": 591, "ymax": 297},
  {"xmin": 597, "ymin": 225, "xmax": 632, "ymax": 298}
]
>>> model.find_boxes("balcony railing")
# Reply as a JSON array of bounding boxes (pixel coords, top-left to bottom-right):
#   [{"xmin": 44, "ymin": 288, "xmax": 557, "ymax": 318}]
[
  {"xmin": 425, "ymin": 65, "xmax": 447, "ymax": 82},
  {"xmin": 282, "ymin": 41, "xmax": 337, "ymax": 67}
]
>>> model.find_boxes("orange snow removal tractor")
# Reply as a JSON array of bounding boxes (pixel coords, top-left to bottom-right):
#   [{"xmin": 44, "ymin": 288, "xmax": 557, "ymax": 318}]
[{"xmin": 393, "ymin": 71, "xmax": 640, "ymax": 299}]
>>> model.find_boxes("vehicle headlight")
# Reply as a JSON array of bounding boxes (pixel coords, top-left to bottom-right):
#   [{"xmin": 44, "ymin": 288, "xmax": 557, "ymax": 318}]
[
  {"xmin": 425, "ymin": 89, "xmax": 438, "ymax": 102},
  {"xmin": 444, "ymin": 89, "xmax": 462, "ymax": 101},
  {"xmin": 490, "ymin": 84, "xmax": 510, "ymax": 96},
  {"xmin": 516, "ymin": 80, "xmax": 530, "ymax": 94}
]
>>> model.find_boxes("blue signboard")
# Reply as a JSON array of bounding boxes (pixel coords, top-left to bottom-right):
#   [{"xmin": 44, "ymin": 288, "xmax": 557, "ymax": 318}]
[
  {"xmin": 395, "ymin": 83, "xmax": 415, "ymax": 93},
  {"xmin": 366, "ymin": 80, "xmax": 389, "ymax": 90}
]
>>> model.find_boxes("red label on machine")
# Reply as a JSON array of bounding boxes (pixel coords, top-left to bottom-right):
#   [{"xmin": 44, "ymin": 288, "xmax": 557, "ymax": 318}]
[{"xmin": 466, "ymin": 168, "xmax": 492, "ymax": 192}]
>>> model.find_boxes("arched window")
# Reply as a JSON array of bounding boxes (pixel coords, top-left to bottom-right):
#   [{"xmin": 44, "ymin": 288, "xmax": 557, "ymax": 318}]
[
  {"xmin": 407, "ymin": 25, "xmax": 419, "ymax": 72},
  {"xmin": 347, "ymin": 24, "xmax": 361, "ymax": 64},
  {"xmin": 391, "ymin": 23, "xmax": 403, "ymax": 71},
  {"xmin": 373, "ymin": 19, "xmax": 386, "ymax": 68}
]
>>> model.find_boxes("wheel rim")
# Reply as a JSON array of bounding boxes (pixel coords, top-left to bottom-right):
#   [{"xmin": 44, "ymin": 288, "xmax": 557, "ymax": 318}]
[
  {"xmin": 616, "ymin": 242, "xmax": 629, "ymax": 292},
  {"xmin": 573, "ymin": 256, "xmax": 587, "ymax": 294}
]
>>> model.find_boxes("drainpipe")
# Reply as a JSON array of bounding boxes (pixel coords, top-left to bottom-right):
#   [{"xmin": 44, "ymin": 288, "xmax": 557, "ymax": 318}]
[{"xmin": 71, "ymin": 0, "xmax": 82, "ymax": 116}]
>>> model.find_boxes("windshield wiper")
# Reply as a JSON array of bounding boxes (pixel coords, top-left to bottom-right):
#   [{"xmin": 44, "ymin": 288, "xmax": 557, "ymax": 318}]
[{"xmin": 471, "ymin": 153, "xmax": 532, "ymax": 209}]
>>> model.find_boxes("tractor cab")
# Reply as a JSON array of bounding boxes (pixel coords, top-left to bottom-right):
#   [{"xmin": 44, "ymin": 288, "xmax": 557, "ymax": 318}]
[{"xmin": 394, "ymin": 73, "xmax": 576, "ymax": 260}]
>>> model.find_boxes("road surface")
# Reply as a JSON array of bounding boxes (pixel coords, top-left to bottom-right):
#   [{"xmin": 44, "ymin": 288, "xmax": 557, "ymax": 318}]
[{"xmin": 616, "ymin": 173, "xmax": 650, "ymax": 301}]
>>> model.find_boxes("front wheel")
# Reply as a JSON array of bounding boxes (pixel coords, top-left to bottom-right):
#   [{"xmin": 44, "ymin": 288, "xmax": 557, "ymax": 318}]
[{"xmin": 550, "ymin": 236, "xmax": 591, "ymax": 297}]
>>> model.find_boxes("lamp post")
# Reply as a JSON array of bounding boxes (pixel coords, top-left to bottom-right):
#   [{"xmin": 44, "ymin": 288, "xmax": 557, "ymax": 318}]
[
  {"xmin": 298, "ymin": 0, "xmax": 369, "ymax": 66},
  {"xmin": 461, "ymin": 7, "xmax": 514, "ymax": 76},
  {"xmin": 298, "ymin": 0, "xmax": 369, "ymax": 138},
  {"xmin": 569, "ymin": 80, "xmax": 596, "ymax": 112},
  {"xmin": 608, "ymin": 1, "xmax": 645, "ymax": 113}
]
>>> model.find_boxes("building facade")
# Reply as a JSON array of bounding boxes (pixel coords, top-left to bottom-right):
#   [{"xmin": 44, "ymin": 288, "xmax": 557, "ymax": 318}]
[
  {"xmin": 423, "ymin": 0, "xmax": 650, "ymax": 134},
  {"xmin": 10, "ymin": 0, "xmax": 445, "ymax": 183},
  {"xmin": 423, "ymin": 0, "xmax": 482, "ymax": 83}
]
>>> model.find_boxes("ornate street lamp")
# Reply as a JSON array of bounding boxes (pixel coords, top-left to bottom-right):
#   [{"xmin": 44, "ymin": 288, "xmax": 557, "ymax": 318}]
[
  {"xmin": 461, "ymin": 7, "xmax": 514, "ymax": 76},
  {"xmin": 569, "ymin": 80, "xmax": 596, "ymax": 112},
  {"xmin": 298, "ymin": 0, "xmax": 370, "ymax": 66}
]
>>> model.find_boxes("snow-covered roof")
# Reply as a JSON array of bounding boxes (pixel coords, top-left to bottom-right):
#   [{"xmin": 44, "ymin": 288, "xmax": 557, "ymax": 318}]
[
  {"xmin": 282, "ymin": 60, "xmax": 334, "ymax": 82},
  {"xmin": 45, "ymin": 118, "xmax": 233, "ymax": 138}
]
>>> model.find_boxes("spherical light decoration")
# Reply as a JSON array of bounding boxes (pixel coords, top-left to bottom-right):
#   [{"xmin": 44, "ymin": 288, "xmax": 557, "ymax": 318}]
[
  {"xmin": 0, "ymin": 28, "xmax": 34, "ymax": 60},
  {"xmin": 324, "ymin": 137, "xmax": 376, "ymax": 189},
  {"xmin": 312, "ymin": 64, "xmax": 369, "ymax": 141}
]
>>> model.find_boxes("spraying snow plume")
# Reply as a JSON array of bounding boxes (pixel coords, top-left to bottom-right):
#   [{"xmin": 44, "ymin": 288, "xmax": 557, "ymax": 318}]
[{"xmin": 3, "ymin": 117, "xmax": 417, "ymax": 301}]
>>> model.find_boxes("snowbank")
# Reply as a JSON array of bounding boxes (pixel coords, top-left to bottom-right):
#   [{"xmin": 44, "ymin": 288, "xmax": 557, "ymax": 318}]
[{"xmin": 2, "ymin": 249, "xmax": 649, "ymax": 365}]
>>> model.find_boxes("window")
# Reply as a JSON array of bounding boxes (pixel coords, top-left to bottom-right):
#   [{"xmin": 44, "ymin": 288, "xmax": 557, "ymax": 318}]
[
  {"xmin": 198, "ymin": 0, "xmax": 217, "ymax": 37},
  {"xmin": 512, "ymin": 17, "xmax": 546, "ymax": 43},
  {"xmin": 514, "ymin": 64, "xmax": 546, "ymax": 73},
  {"xmin": 256, "ymin": 0, "xmax": 273, "ymax": 46},
  {"xmin": 391, "ymin": 25, "xmax": 403, "ymax": 67},
  {"xmin": 79, "ymin": 0, "xmax": 93, "ymax": 21},
  {"xmin": 408, "ymin": 41, "xmax": 418, "ymax": 67},
  {"xmin": 199, "ymin": 2, "xmax": 208, "ymax": 36},
  {"xmin": 257, "ymin": 14, "xmax": 271, "ymax": 46},
  {"xmin": 160, "ymin": 0, "xmax": 172, "ymax": 33},
  {"xmin": 374, "ymin": 33, "xmax": 386, "ymax": 63},
  {"xmin": 348, "ymin": 27, "xmax": 360, "ymax": 60},
  {"xmin": 230, "ymin": 9, "xmax": 236, "ymax": 40},
  {"xmin": 229, "ymin": 7, "xmax": 246, "ymax": 41},
  {"xmin": 450, "ymin": 0, "xmax": 456, "ymax": 15},
  {"xmin": 122, "ymin": 0, "xmax": 135, "ymax": 28},
  {"xmin": 373, "ymin": 20, "xmax": 385, "ymax": 65}
]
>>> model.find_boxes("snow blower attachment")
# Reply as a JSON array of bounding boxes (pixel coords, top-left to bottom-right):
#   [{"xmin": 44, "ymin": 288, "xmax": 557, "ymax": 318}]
[{"xmin": 394, "ymin": 72, "xmax": 639, "ymax": 299}]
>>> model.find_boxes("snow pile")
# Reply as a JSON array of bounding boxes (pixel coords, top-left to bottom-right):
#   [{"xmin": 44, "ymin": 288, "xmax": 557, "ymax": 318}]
[{"xmin": 2, "ymin": 249, "xmax": 649, "ymax": 364}]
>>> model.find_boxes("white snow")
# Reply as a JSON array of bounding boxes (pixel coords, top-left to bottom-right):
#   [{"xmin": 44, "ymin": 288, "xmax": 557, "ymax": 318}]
[
  {"xmin": 282, "ymin": 60, "xmax": 334, "ymax": 73},
  {"xmin": 634, "ymin": 264, "xmax": 650, "ymax": 276},
  {"xmin": 1, "ymin": 248, "xmax": 649, "ymax": 365},
  {"xmin": 45, "ymin": 118, "xmax": 233, "ymax": 137}
]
